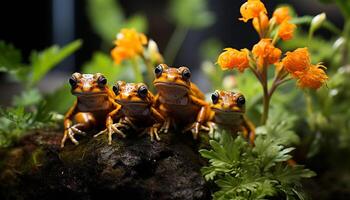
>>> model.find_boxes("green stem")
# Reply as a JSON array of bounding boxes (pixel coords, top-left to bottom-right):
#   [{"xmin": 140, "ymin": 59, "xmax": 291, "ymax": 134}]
[
  {"xmin": 164, "ymin": 25, "xmax": 189, "ymax": 65},
  {"xmin": 131, "ymin": 58, "xmax": 143, "ymax": 83},
  {"xmin": 342, "ymin": 20, "xmax": 350, "ymax": 65},
  {"xmin": 304, "ymin": 91, "xmax": 315, "ymax": 131},
  {"xmin": 143, "ymin": 57, "xmax": 156, "ymax": 92},
  {"xmin": 260, "ymin": 63, "xmax": 269, "ymax": 125}
]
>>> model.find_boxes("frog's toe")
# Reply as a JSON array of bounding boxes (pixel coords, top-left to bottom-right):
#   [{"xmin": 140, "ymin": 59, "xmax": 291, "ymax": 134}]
[
  {"xmin": 111, "ymin": 124, "xmax": 127, "ymax": 138},
  {"xmin": 71, "ymin": 127, "xmax": 87, "ymax": 136},
  {"xmin": 67, "ymin": 128, "xmax": 79, "ymax": 145},
  {"xmin": 93, "ymin": 129, "xmax": 106, "ymax": 138},
  {"xmin": 148, "ymin": 127, "xmax": 161, "ymax": 141}
]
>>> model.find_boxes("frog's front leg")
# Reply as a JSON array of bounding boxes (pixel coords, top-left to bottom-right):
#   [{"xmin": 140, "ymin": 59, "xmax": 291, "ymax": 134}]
[
  {"xmin": 242, "ymin": 116, "xmax": 256, "ymax": 145},
  {"xmin": 159, "ymin": 118, "xmax": 172, "ymax": 134},
  {"xmin": 186, "ymin": 96, "xmax": 210, "ymax": 139},
  {"xmin": 147, "ymin": 107, "xmax": 164, "ymax": 141},
  {"xmin": 61, "ymin": 112, "xmax": 95, "ymax": 148},
  {"xmin": 207, "ymin": 122, "xmax": 217, "ymax": 138},
  {"xmin": 94, "ymin": 105, "xmax": 126, "ymax": 145}
]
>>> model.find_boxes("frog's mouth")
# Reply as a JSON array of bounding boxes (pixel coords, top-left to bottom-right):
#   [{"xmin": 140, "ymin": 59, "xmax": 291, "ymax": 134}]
[
  {"xmin": 153, "ymin": 81, "xmax": 190, "ymax": 90},
  {"xmin": 73, "ymin": 91, "xmax": 108, "ymax": 97},
  {"xmin": 115, "ymin": 100, "xmax": 149, "ymax": 106},
  {"xmin": 211, "ymin": 107, "xmax": 244, "ymax": 115}
]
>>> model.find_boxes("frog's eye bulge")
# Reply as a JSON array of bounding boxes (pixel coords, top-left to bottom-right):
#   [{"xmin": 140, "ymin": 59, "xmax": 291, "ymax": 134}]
[
  {"xmin": 155, "ymin": 64, "xmax": 163, "ymax": 77},
  {"xmin": 112, "ymin": 84, "xmax": 119, "ymax": 95},
  {"xmin": 138, "ymin": 85, "xmax": 148, "ymax": 98},
  {"xmin": 97, "ymin": 75, "xmax": 107, "ymax": 87},
  {"xmin": 237, "ymin": 95, "xmax": 245, "ymax": 107},
  {"xmin": 69, "ymin": 76, "xmax": 78, "ymax": 88},
  {"xmin": 182, "ymin": 68, "xmax": 191, "ymax": 80},
  {"xmin": 211, "ymin": 92, "xmax": 219, "ymax": 104}
]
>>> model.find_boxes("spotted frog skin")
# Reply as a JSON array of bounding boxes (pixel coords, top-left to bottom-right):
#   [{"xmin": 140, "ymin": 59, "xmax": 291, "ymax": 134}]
[
  {"xmin": 153, "ymin": 64, "xmax": 209, "ymax": 139},
  {"xmin": 94, "ymin": 81, "xmax": 164, "ymax": 144},
  {"xmin": 201, "ymin": 90, "xmax": 255, "ymax": 143},
  {"xmin": 61, "ymin": 73, "xmax": 117, "ymax": 147}
]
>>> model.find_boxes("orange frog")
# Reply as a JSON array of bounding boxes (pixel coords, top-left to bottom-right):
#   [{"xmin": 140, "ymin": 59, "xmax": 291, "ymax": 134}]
[
  {"xmin": 61, "ymin": 73, "xmax": 118, "ymax": 148},
  {"xmin": 201, "ymin": 90, "xmax": 255, "ymax": 143},
  {"xmin": 94, "ymin": 81, "xmax": 164, "ymax": 144},
  {"xmin": 153, "ymin": 64, "xmax": 209, "ymax": 139}
]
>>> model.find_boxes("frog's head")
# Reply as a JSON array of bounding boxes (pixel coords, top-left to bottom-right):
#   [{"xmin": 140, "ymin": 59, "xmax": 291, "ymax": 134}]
[
  {"xmin": 69, "ymin": 72, "xmax": 108, "ymax": 96},
  {"xmin": 210, "ymin": 90, "xmax": 246, "ymax": 115},
  {"xmin": 112, "ymin": 81, "xmax": 152, "ymax": 106},
  {"xmin": 153, "ymin": 64, "xmax": 192, "ymax": 99}
]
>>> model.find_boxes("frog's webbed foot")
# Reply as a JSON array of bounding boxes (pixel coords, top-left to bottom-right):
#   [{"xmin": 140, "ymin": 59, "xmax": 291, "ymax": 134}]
[
  {"xmin": 144, "ymin": 123, "xmax": 161, "ymax": 141},
  {"xmin": 159, "ymin": 118, "xmax": 171, "ymax": 134},
  {"xmin": 94, "ymin": 123, "xmax": 127, "ymax": 145},
  {"xmin": 183, "ymin": 122, "xmax": 208, "ymax": 140},
  {"xmin": 61, "ymin": 124, "xmax": 87, "ymax": 148}
]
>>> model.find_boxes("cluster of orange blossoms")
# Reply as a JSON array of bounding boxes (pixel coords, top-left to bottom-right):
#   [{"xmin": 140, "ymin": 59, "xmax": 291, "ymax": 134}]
[
  {"xmin": 111, "ymin": 28, "xmax": 148, "ymax": 64},
  {"xmin": 217, "ymin": 0, "xmax": 327, "ymax": 89},
  {"xmin": 282, "ymin": 48, "xmax": 328, "ymax": 89}
]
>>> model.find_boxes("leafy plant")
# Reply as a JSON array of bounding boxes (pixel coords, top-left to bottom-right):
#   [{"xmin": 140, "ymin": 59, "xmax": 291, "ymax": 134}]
[
  {"xmin": 0, "ymin": 103, "xmax": 58, "ymax": 148},
  {"xmin": 0, "ymin": 40, "xmax": 81, "ymax": 147},
  {"xmin": 200, "ymin": 132, "xmax": 315, "ymax": 200}
]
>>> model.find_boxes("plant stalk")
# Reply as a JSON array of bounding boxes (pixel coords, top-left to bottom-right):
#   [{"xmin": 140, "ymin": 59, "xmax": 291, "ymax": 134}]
[
  {"xmin": 131, "ymin": 58, "xmax": 143, "ymax": 83},
  {"xmin": 164, "ymin": 25, "xmax": 189, "ymax": 65}
]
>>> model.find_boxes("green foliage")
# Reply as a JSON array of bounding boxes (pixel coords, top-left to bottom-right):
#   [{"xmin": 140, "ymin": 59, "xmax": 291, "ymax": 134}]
[
  {"xmin": 13, "ymin": 89, "xmax": 43, "ymax": 107},
  {"xmin": 169, "ymin": 0, "xmax": 215, "ymax": 28},
  {"xmin": 200, "ymin": 133, "xmax": 315, "ymax": 200},
  {"xmin": 0, "ymin": 103, "xmax": 58, "ymax": 148},
  {"xmin": 0, "ymin": 40, "xmax": 82, "ymax": 87},
  {"xmin": 30, "ymin": 40, "xmax": 82, "ymax": 86},
  {"xmin": 0, "ymin": 41, "xmax": 22, "ymax": 71},
  {"xmin": 44, "ymin": 84, "xmax": 75, "ymax": 115},
  {"xmin": 0, "ymin": 40, "xmax": 81, "ymax": 147},
  {"xmin": 86, "ymin": 0, "xmax": 148, "ymax": 45},
  {"xmin": 82, "ymin": 51, "xmax": 133, "ymax": 82},
  {"xmin": 256, "ymin": 107, "xmax": 300, "ymax": 146}
]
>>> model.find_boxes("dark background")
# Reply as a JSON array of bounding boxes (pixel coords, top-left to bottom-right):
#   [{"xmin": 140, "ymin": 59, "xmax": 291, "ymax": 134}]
[{"xmin": 0, "ymin": 0, "xmax": 343, "ymax": 70}]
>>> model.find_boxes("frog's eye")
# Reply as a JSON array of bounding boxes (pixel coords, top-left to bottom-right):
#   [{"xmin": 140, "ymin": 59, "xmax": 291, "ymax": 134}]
[
  {"xmin": 236, "ymin": 95, "xmax": 245, "ymax": 107},
  {"xmin": 138, "ymin": 85, "xmax": 148, "ymax": 98},
  {"xmin": 211, "ymin": 92, "xmax": 219, "ymax": 104},
  {"xmin": 97, "ymin": 75, "xmax": 107, "ymax": 87},
  {"xmin": 154, "ymin": 65, "xmax": 163, "ymax": 77},
  {"xmin": 182, "ymin": 68, "xmax": 191, "ymax": 80},
  {"xmin": 69, "ymin": 76, "xmax": 77, "ymax": 88},
  {"xmin": 112, "ymin": 84, "xmax": 119, "ymax": 95}
]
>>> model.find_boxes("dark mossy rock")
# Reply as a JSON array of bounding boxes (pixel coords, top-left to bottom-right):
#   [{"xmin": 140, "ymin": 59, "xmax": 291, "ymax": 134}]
[{"xmin": 0, "ymin": 130, "xmax": 211, "ymax": 200}]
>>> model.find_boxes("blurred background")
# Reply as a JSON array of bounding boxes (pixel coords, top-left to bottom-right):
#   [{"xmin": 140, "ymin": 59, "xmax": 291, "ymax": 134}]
[
  {"xmin": 2, "ymin": 1, "xmax": 350, "ymax": 199},
  {"xmin": 0, "ymin": 0, "xmax": 342, "ymax": 106}
]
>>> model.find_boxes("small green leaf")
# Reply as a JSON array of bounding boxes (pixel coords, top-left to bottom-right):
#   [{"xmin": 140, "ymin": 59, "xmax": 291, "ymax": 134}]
[{"xmin": 30, "ymin": 40, "xmax": 82, "ymax": 86}]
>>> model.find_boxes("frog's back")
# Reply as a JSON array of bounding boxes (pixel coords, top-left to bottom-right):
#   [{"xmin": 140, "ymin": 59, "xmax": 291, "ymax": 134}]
[{"xmin": 189, "ymin": 82, "xmax": 205, "ymax": 99}]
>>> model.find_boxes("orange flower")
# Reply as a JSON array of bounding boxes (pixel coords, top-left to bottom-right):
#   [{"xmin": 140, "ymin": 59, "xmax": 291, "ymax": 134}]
[
  {"xmin": 297, "ymin": 64, "xmax": 328, "ymax": 89},
  {"xmin": 273, "ymin": 6, "xmax": 291, "ymax": 24},
  {"xmin": 111, "ymin": 28, "xmax": 147, "ymax": 64},
  {"xmin": 252, "ymin": 12, "xmax": 269, "ymax": 34},
  {"xmin": 282, "ymin": 48, "xmax": 311, "ymax": 76},
  {"xmin": 278, "ymin": 20, "xmax": 296, "ymax": 40},
  {"xmin": 217, "ymin": 48, "xmax": 250, "ymax": 72},
  {"xmin": 252, "ymin": 39, "xmax": 282, "ymax": 67},
  {"xmin": 239, "ymin": 0, "xmax": 267, "ymax": 22}
]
